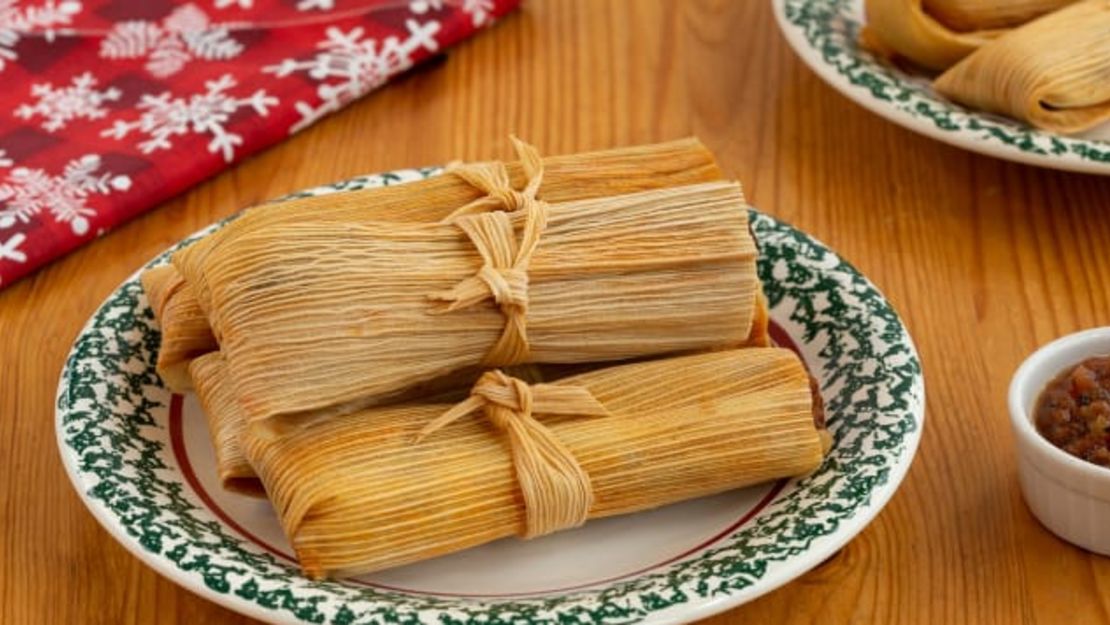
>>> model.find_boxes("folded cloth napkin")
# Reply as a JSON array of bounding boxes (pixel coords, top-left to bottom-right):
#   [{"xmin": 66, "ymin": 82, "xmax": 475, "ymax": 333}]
[{"xmin": 0, "ymin": 0, "xmax": 519, "ymax": 288}]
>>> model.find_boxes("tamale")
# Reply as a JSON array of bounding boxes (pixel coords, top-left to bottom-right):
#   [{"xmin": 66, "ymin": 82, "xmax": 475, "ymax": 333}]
[
  {"xmin": 145, "ymin": 138, "xmax": 725, "ymax": 391},
  {"xmin": 192, "ymin": 348, "xmax": 828, "ymax": 579},
  {"xmin": 188, "ymin": 353, "xmax": 552, "ymax": 493},
  {"xmin": 924, "ymin": 0, "xmax": 1076, "ymax": 31},
  {"xmin": 177, "ymin": 182, "xmax": 763, "ymax": 435},
  {"xmin": 933, "ymin": 0, "xmax": 1110, "ymax": 134},
  {"xmin": 180, "ymin": 138, "xmax": 728, "ymax": 320},
  {"xmin": 862, "ymin": 0, "xmax": 1000, "ymax": 71}
]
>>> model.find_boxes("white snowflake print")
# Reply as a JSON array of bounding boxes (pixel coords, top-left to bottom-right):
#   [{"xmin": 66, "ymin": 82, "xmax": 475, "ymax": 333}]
[
  {"xmin": 99, "ymin": 3, "xmax": 243, "ymax": 78},
  {"xmin": 15, "ymin": 72, "xmax": 121, "ymax": 132},
  {"xmin": 0, "ymin": 232, "xmax": 26, "ymax": 264},
  {"xmin": 0, "ymin": 0, "xmax": 82, "ymax": 72},
  {"xmin": 460, "ymin": 0, "xmax": 494, "ymax": 27},
  {"xmin": 295, "ymin": 0, "xmax": 334, "ymax": 10},
  {"xmin": 408, "ymin": 0, "xmax": 444, "ymax": 12},
  {"xmin": 101, "ymin": 74, "xmax": 277, "ymax": 163},
  {"xmin": 0, "ymin": 151, "xmax": 132, "ymax": 236},
  {"xmin": 212, "ymin": 0, "xmax": 251, "ymax": 8},
  {"xmin": 409, "ymin": 0, "xmax": 493, "ymax": 27},
  {"xmin": 264, "ymin": 19, "xmax": 440, "ymax": 133}
]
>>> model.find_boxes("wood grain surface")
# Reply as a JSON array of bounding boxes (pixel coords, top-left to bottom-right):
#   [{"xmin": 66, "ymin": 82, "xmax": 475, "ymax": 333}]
[{"xmin": 3, "ymin": 0, "xmax": 1110, "ymax": 623}]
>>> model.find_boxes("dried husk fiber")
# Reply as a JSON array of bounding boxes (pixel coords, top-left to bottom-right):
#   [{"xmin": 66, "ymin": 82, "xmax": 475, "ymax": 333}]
[
  {"xmin": 924, "ymin": 0, "xmax": 1075, "ymax": 31},
  {"xmin": 147, "ymin": 138, "xmax": 725, "ymax": 391},
  {"xmin": 189, "ymin": 352, "xmax": 266, "ymax": 496},
  {"xmin": 186, "ymin": 348, "xmax": 827, "ymax": 579},
  {"xmin": 862, "ymin": 0, "xmax": 1001, "ymax": 71},
  {"xmin": 189, "ymin": 352, "xmax": 558, "ymax": 494},
  {"xmin": 178, "ymin": 181, "xmax": 762, "ymax": 436},
  {"xmin": 934, "ymin": 0, "xmax": 1110, "ymax": 133}
]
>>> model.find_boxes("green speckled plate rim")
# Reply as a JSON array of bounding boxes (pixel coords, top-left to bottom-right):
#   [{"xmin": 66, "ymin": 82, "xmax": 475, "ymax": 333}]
[
  {"xmin": 774, "ymin": 0, "xmax": 1110, "ymax": 175},
  {"xmin": 56, "ymin": 167, "xmax": 925, "ymax": 625}
]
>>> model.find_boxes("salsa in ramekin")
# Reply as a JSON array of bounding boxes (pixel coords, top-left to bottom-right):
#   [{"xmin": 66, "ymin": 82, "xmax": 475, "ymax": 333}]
[{"xmin": 1035, "ymin": 356, "xmax": 1110, "ymax": 469}]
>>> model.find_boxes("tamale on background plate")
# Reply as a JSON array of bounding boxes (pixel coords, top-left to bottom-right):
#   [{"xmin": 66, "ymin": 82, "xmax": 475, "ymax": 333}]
[
  {"xmin": 774, "ymin": 0, "xmax": 1110, "ymax": 174},
  {"xmin": 56, "ymin": 168, "xmax": 924, "ymax": 625}
]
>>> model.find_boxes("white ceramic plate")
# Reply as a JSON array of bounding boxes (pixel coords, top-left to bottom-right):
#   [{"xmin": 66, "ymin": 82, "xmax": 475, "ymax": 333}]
[
  {"xmin": 57, "ymin": 168, "xmax": 925, "ymax": 624},
  {"xmin": 774, "ymin": 0, "xmax": 1110, "ymax": 175}
]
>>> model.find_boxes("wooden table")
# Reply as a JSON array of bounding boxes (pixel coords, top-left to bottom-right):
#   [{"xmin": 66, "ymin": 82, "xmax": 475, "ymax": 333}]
[{"xmin": 4, "ymin": 1, "xmax": 1110, "ymax": 623}]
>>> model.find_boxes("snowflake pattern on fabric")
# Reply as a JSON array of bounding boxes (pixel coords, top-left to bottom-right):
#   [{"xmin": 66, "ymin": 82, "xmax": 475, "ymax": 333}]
[
  {"xmin": 460, "ymin": 0, "xmax": 494, "ymax": 26},
  {"xmin": 0, "ymin": 0, "xmax": 518, "ymax": 287},
  {"xmin": 99, "ymin": 3, "xmax": 243, "ymax": 78},
  {"xmin": 0, "ymin": 0, "xmax": 82, "ymax": 72},
  {"xmin": 410, "ymin": 0, "xmax": 493, "ymax": 26},
  {"xmin": 409, "ymin": 0, "xmax": 444, "ymax": 11},
  {"xmin": 0, "ymin": 232, "xmax": 26, "ymax": 265},
  {"xmin": 264, "ymin": 19, "xmax": 440, "ymax": 132},
  {"xmin": 15, "ymin": 72, "xmax": 121, "ymax": 132},
  {"xmin": 0, "ymin": 151, "xmax": 132, "ymax": 236},
  {"xmin": 295, "ymin": 0, "xmax": 334, "ymax": 9},
  {"xmin": 101, "ymin": 74, "xmax": 277, "ymax": 162}
]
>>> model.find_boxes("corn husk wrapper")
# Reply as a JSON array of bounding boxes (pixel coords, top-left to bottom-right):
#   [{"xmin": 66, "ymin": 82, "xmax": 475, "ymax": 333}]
[
  {"xmin": 189, "ymin": 353, "xmax": 552, "ymax": 495},
  {"xmin": 141, "ymin": 264, "xmax": 176, "ymax": 316},
  {"xmin": 176, "ymin": 181, "xmax": 763, "ymax": 435},
  {"xmin": 934, "ymin": 0, "xmax": 1110, "ymax": 134},
  {"xmin": 189, "ymin": 353, "xmax": 267, "ymax": 496},
  {"xmin": 190, "ymin": 344, "xmax": 783, "ymax": 494},
  {"xmin": 144, "ymin": 138, "xmax": 725, "ymax": 392},
  {"xmin": 861, "ymin": 0, "xmax": 1002, "ymax": 71},
  {"xmin": 142, "ymin": 266, "xmax": 221, "ymax": 390},
  {"xmin": 191, "ymin": 348, "xmax": 827, "ymax": 579},
  {"xmin": 924, "ymin": 0, "xmax": 1076, "ymax": 31}
]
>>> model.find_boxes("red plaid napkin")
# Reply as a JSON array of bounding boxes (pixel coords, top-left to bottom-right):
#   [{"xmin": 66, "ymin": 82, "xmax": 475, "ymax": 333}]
[{"xmin": 0, "ymin": 0, "xmax": 519, "ymax": 287}]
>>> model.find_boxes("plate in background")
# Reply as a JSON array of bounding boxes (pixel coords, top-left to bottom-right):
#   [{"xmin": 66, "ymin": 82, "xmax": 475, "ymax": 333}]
[{"xmin": 774, "ymin": 0, "xmax": 1110, "ymax": 175}]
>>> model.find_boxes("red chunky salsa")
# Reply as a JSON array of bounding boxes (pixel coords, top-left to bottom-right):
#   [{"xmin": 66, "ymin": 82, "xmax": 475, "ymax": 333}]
[{"xmin": 1034, "ymin": 356, "xmax": 1110, "ymax": 468}]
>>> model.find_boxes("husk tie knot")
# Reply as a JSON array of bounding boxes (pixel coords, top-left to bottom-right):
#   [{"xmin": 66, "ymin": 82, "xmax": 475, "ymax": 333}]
[
  {"xmin": 429, "ymin": 137, "xmax": 549, "ymax": 366},
  {"xmin": 414, "ymin": 371, "xmax": 610, "ymax": 538}
]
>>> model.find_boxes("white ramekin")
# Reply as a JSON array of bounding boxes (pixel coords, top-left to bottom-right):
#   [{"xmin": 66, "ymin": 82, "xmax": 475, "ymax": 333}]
[{"xmin": 1009, "ymin": 327, "xmax": 1110, "ymax": 555}]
